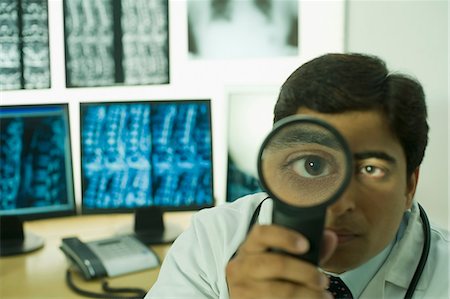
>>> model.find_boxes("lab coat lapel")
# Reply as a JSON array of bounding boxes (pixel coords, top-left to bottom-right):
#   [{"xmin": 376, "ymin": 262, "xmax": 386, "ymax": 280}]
[{"xmin": 361, "ymin": 202, "xmax": 430, "ymax": 297}]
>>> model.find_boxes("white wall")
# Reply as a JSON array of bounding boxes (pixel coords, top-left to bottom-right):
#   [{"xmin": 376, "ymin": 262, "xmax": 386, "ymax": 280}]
[{"xmin": 346, "ymin": 0, "xmax": 449, "ymax": 228}]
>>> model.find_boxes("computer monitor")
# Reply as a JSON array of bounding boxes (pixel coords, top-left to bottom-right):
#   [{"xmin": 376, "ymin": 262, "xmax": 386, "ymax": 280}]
[
  {"xmin": 0, "ymin": 104, "xmax": 76, "ymax": 256},
  {"xmin": 80, "ymin": 100, "xmax": 214, "ymax": 244}
]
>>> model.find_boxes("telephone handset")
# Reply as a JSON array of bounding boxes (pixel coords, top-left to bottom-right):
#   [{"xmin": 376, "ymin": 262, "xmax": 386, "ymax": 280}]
[{"xmin": 60, "ymin": 235, "xmax": 159, "ymax": 280}]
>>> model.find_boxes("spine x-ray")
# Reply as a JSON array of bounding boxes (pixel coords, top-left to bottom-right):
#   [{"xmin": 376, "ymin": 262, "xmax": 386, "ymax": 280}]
[
  {"xmin": 81, "ymin": 102, "xmax": 213, "ymax": 209},
  {"xmin": 64, "ymin": 0, "xmax": 169, "ymax": 87},
  {"xmin": 0, "ymin": 0, "xmax": 50, "ymax": 90},
  {"xmin": 0, "ymin": 116, "xmax": 69, "ymax": 211}
]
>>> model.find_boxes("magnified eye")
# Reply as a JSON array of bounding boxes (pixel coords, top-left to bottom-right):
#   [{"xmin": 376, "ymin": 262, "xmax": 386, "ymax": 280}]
[{"xmin": 291, "ymin": 155, "xmax": 332, "ymax": 178}]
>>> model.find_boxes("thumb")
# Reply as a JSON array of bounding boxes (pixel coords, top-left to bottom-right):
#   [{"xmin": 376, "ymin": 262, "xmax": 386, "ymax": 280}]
[{"xmin": 319, "ymin": 229, "xmax": 338, "ymax": 265}]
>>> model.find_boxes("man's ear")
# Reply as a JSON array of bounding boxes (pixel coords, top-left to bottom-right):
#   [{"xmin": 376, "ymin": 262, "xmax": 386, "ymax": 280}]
[{"xmin": 405, "ymin": 167, "xmax": 420, "ymax": 210}]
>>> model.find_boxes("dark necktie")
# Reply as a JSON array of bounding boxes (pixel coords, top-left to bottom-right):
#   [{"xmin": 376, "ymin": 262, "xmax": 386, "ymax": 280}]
[{"xmin": 327, "ymin": 275, "xmax": 354, "ymax": 299}]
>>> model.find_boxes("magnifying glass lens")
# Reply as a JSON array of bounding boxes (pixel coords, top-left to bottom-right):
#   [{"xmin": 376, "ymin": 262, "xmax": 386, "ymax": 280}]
[{"xmin": 260, "ymin": 121, "xmax": 349, "ymax": 207}]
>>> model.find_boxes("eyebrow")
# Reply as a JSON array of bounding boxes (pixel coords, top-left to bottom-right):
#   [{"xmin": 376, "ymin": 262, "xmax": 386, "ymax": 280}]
[
  {"xmin": 269, "ymin": 129, "xmax": 342, "ymax": 150},
  {"xmin": 353, "ymin": 151, "xmax": 397, "ymax": 164}
]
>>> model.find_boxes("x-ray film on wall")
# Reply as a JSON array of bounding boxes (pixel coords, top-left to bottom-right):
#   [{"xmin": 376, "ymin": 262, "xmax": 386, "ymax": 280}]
[
  {"xmin": 188, "ymin": 0, "xmax": 299, "ymax": 59},
  {"xmin": 0, "ymin": 0, "xmax": 51, "ymax": 91},
  {"xmin": 63, "ymin": 0, "xmax": 169, "ymax": 87}
]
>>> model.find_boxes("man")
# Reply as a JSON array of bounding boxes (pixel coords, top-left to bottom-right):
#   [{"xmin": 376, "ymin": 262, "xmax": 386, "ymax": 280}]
[{"xmin": 146, "ymin": 53, "xmax": 449, "ymax": 298}]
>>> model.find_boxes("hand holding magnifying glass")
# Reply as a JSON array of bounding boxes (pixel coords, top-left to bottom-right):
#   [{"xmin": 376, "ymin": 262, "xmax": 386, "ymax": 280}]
[{"xmin": 257, "ymin": 115, "xmax": 353, "ymax": 265}]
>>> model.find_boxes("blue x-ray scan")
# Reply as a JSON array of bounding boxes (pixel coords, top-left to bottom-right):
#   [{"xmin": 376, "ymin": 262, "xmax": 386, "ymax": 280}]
[
  {"xmin": 81, "ymin": 101, "xmax": 213, "ymax": 210},
  {"xmin": 0, "ymin": 106, "xmax": 73, "ymax": 215}
]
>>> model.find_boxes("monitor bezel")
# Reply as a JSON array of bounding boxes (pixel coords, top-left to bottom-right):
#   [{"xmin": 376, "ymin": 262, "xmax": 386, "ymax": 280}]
[
  {"xmin": 79, "ymin": 99, "xmax": 215, "ymax": 215},
  {"xmin": 0, "ymin": 103, "xmax": 76, "ymax": 221}
]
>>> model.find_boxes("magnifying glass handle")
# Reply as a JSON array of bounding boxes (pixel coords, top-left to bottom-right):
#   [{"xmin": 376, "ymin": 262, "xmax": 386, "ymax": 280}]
[{"xmin": 272, "ymin": 203, "xmax": 326, "ymax": 265}]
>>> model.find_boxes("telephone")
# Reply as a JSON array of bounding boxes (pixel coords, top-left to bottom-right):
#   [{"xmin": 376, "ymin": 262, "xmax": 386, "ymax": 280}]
[{"xmin": 60, "ymin": 235, "xmax": 160, "ymax": 280}]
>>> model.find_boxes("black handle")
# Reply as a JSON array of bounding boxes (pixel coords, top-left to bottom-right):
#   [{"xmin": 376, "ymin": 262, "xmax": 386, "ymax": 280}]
[{"xmin": 272, "ymin": 201, "xmax": 326, "ymax": 265}]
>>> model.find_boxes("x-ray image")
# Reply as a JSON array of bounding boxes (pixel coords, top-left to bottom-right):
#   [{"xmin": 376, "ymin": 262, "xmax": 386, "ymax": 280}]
[
  {"xmin": 0, "ymin": 0, "xmax": 50, "ymax": 91},
  {"xmin": 188, "ymin": 0, "xmax": 298, "ymax": 59},
  {"xmin": 64, "ymin": 0, "xmax": 169, "ymax": 87},
  {"xmin": 81, "ymin": 101, "xmax": 213, "ymax": 210},
  {"xmin": 0, "ymin": 109, "xmax": 71, "ymax": 211}
]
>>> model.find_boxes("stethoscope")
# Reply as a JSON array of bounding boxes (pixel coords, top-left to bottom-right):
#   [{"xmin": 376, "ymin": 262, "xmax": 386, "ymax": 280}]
[
  {"xmin": 405, "ymin": 204, "xmax": 430, "ymax": 299},
  {"xmin": 246, "ymin": 198, "xmax": 431, "ymax": 299}
]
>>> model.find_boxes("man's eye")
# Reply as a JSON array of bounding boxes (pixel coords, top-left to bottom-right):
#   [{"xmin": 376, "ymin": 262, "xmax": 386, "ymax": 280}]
[
  {"xmin": 291, "ymin": 155, "xmax": 331, "ymax": 178},
  {"xmin": 359, "ymin": 165, "xmax": 386, "ymax": 178}
]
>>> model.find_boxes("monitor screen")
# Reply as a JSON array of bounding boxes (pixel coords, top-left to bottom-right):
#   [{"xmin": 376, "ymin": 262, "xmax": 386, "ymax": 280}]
[
  {"xmin": 0, "ymin": 104, "xmax": 75, "ymax": 255},
  {"xmin": 80, "ymin": 100, "xmax": 214, "ymax": 214}
]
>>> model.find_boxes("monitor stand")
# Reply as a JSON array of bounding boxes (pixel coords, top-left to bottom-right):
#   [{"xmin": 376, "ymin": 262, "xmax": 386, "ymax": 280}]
[
  {"xmin": 132, "ymin": 207, "xmax": 183, "ymax": 245},
  {"xmin": 0, "ymin": 216, "xmax": 44, "ymax": 257}
]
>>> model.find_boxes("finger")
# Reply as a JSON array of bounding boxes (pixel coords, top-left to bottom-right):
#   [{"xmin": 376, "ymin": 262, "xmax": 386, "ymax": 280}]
[
  {"xmin": 319, "ymin": 229, "xmax": 338, "ymax": 264},
  {"xmin": 239, "ymin": 224, "xmax": 309, "ymax": 255},
  {"xmin": 236, "ymin": 252, "xmax": 329, "ymax": 290}
]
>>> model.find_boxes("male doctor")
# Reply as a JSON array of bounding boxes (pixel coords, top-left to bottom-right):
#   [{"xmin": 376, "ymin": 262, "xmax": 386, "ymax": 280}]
[{"xmin": 146, "ymin": 53, "xmax": 449, "ymax": 299}]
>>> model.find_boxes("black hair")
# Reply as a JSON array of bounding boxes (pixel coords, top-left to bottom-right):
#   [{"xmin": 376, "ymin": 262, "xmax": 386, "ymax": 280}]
[{"xmin": 274, "ymin": 53, "xmax": 428, "ymax": 176}]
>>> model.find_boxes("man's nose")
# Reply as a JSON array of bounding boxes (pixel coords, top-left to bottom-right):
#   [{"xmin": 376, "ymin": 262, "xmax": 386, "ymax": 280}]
[{"xmin": 326, "ymin": 178, "xmax": 357, "ymax": 216}]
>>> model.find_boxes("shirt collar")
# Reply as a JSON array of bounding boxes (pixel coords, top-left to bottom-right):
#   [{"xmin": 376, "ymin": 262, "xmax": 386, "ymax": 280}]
[{"xmin": 323, "ymin": 238, "xmax": 395, "ymax": 298}]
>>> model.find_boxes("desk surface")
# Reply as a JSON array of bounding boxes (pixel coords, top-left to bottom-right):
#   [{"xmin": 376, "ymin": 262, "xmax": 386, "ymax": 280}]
[{"xmin": 0, "ymin": 212, "xmax": 193, "ymax": 299}]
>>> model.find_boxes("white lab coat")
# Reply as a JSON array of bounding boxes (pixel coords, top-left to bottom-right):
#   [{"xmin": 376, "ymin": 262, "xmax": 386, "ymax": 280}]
[{"xmin": 146, "ymin": 193, "xmax": 449, "ymax": 299}]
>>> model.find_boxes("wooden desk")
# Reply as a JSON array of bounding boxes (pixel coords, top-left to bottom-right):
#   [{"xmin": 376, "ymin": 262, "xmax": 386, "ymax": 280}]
[{"xmin": 0, "ymin": 212, "xmax": 193, "ymax": 299}]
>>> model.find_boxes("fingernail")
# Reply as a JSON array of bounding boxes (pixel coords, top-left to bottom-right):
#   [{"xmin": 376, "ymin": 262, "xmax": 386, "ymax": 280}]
[{"xmin": 296, "ymin": 238, "xmax": 309, "ymax": 252}]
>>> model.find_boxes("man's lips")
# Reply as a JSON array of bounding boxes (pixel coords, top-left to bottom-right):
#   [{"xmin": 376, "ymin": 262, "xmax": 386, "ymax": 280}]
[{"xmin": 327, "ymin": 228, "xmax": 360, "ymax": 245}]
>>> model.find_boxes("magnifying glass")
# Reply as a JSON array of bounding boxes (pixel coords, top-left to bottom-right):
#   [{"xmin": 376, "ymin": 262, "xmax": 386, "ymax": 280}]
[{"xmin": 257, "ymin": 115, "xmax": 353, "ymax": 265}]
